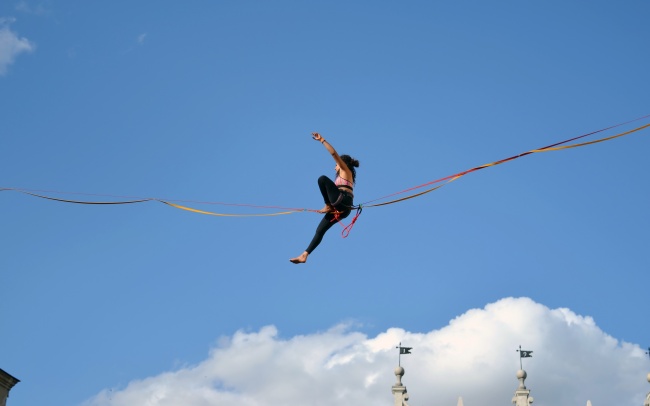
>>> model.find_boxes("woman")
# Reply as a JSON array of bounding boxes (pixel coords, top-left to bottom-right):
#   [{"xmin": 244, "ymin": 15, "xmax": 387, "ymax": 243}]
[{"xmin": 290, "ymin": 132, "xmax": 359, "ymax": 264}]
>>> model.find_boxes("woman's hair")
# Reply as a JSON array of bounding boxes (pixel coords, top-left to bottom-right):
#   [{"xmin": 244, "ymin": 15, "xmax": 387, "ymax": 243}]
[{"xmin": 341, "ymin": 154, "xmax": 360, "ymax": 182}]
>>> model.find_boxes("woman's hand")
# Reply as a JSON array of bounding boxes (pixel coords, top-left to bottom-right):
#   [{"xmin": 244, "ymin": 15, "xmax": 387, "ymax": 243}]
[
  {"xmin": 312, "ymin": 132, "xmax": 324, "ymax": 142},
  {"xmin": 313, "ymin": 132, "xmax": 342, "ymax": 167}
]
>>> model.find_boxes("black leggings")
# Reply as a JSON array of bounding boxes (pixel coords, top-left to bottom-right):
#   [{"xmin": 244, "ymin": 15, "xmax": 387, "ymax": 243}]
[{"xmin": 305, "ymin": 175, "xmax": 354, "ymax": 254}]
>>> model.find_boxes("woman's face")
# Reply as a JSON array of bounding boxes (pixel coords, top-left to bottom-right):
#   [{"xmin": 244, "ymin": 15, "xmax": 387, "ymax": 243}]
[{"xmin": 334, "ymin": 164, "xmax": 340, "ymax": 174}]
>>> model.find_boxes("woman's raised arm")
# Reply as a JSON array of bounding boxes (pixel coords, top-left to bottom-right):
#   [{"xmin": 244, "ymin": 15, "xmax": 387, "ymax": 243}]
[{"xmin": 311, "ymin": 132, "xmax": 350, "ymax": 175}]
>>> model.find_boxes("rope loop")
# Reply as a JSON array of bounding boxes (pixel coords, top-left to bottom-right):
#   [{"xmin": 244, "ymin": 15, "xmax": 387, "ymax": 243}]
[{"xmin": 341, "ymin": 205, "xmax": 362, "ymax": 238}]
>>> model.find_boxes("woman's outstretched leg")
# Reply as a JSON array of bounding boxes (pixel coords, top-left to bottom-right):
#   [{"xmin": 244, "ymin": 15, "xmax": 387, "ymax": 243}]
[
  {"xmin": 290, "ymin": 213, "xmax": 336, "ymax": 263},
  {"xmin": 290, "ymin": 176, "xmax": 351, "ymax": 264},
  {"xmin": 305, "ymin": 213, "xmax": 338, "ymax": 254},
  {"xmin": 289, "ymin": 210, "xmax": 350, "ymax": 264}
]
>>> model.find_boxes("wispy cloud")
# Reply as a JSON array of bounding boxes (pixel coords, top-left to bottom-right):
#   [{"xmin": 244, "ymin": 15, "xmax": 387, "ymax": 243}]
[
  {"xmin": 122, "ymin": 33, "xmax": 147, "ymax": 55},
  {"xmin": 83, "ymin": 298, "xmax": 649, "ymax": 406},
  {"xmin": 0, "ymin": 18, "xmax": 35, "ymax": 75},
  {"xmin": 14, "ymin": 0, "xmax": 48, "ymax": 15}
]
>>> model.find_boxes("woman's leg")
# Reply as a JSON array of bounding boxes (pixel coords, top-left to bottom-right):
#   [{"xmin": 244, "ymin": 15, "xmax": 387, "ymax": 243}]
[
  {"xmin": 306, "ymin": 213, "xmax": 336, "ymax": 254},
  {"xmin": 289, "ymin": 177, "xmax": 351, "ymax": 264},
  {"xmin": 289, "ymin": 210, "xmax": 351, "ymax": 264},
  {"xmin": 305, "ymin": 209, "xmax": 351, "ymax": 254},
  {"xmin": 318, "ymin": 175, "xmax": 342, "ymax": 206}
]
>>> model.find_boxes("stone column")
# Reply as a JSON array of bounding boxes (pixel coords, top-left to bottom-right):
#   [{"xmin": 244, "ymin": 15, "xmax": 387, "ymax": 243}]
[
  {"xmin": 511, "ymin": 369, "xmax": 534, "ymax": 406},
  {"xmin": 392, "ymin": 366, "xmax": 410, "ymax": 406}
]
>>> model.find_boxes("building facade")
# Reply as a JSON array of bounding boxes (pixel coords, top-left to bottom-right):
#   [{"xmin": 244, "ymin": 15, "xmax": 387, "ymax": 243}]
[{"xmin": 0, "ymin": 369, "xmax": 19, "ymax": 406}]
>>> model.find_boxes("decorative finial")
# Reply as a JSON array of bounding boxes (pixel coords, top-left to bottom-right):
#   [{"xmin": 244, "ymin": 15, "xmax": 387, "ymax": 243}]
[
  {"xmin": 394, "ymin": 366, "xmax": 405, "ymax": 385},
  {"xmin": 516, "ymin": 369, "xmax": 527, "ymax": 390},
  {"xmin": 396, "ymin": 342, "xmax": 412, "ymax": 367},
  {"xmin": 516, "ymin": 345, "xmax": 533, "ymax": 370}
]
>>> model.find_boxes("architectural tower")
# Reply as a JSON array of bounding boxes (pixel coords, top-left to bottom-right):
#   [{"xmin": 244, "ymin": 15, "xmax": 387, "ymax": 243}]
[
  {"xmin": 392, "ymin": 366, "xmax": 410, "ymax": 406},
  {"xmin": 511, "ymin": 369, "xmax": 534, "ymax": 406}
]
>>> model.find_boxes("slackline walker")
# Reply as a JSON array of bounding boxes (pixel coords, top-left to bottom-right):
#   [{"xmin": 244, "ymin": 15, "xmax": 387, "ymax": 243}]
[
  {"xmin": 289, "ymin": 132, "xmax": 360, "ymax": 264},
  {"xmin": 2, "ymin": 114, "xmax": 650, "ymax": 260}
]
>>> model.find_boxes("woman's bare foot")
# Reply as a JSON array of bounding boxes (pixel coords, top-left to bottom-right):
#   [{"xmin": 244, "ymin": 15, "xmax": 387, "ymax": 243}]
[
  {"xmin": 318, "ymin": 205, "xmax": 334, "ymax": 214},
  {"xmin": 289, "ymin": 251, "xmax": 309, "ymax": 264}
]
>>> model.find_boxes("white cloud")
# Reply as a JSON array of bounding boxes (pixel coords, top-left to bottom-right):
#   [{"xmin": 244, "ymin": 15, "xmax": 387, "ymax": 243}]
[
  {"xmin": 0, "ymin": 18, "xmax": 35, "ymax": 75},
  {"xmin": 83, "ymin": 298, "xmax": 649, "ymax": 406},
  {"xmin": 137, "ymin": 33, "xmax": 147, "ymax": 45}
]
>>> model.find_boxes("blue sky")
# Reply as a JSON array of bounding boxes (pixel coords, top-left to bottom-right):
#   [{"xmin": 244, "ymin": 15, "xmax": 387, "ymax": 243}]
[{"xmin": 1, "ymin": 1, "xmax": 649, "ymax": 405}]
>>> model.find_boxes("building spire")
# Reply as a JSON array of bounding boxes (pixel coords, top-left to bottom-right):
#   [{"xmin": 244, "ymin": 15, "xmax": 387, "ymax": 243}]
[
  {"xmin": 512, "ymin": 369, "xmax": 534, "ymax": 405},
  {"xmin": 392, "ymin": 343, "xmax": 412, "ymax": 406},
  {"xmin": 391, "ymin": 366, "xmax": 410, "ymax": 406}
]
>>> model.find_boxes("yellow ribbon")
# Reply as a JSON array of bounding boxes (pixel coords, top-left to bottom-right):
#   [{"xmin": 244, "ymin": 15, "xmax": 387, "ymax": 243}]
[
  {"xmin": 0, "ymin": 188, "xmax": 299, "ymax": 217},
  {"xmin": 159, "ymin": 200, "xmax": 296, "ymax": 217},
  {"xmin": 364, "ymin": 122, "xmax": 649, "ymax": 208}
]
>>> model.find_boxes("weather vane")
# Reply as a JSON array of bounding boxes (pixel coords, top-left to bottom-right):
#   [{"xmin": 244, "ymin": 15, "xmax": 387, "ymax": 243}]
[
  {"xmin": 396, "ymin": 342, "xmax": 412, "ymax": 366},
  {"xmin": 516, "ymin": 345, "xmax": 533, "ymax": 370}
]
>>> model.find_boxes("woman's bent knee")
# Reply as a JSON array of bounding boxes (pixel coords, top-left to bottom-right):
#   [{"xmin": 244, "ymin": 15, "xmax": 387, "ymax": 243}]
[{"xmin": 318, "ymin": 175, "xmax": 331, "ymax": 185}]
